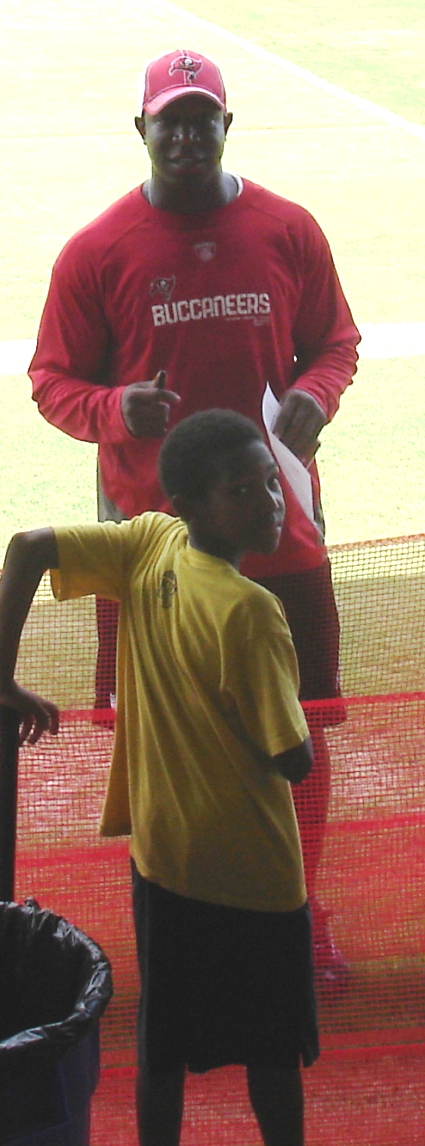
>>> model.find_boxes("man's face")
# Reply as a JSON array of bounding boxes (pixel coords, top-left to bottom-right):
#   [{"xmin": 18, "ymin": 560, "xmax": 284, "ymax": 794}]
[
  {"xmin": 193, "ymin": 441, "xmax": 285, "ymax": 562},
  {"xmin": 138, "ymin": 95, "xmax": 232, "ymax": 188}
]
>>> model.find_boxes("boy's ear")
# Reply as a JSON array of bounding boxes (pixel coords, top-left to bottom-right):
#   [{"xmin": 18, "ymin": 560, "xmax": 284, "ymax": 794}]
[{"xmin": 171, "ymin": 493, "xmax": 195, "ymax": 522}]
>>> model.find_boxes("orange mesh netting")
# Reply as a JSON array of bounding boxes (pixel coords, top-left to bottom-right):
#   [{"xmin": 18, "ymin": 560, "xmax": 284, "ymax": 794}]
[{"xmin": 3, "ymin": 534, "xmax": 425, "ymax": 1144}]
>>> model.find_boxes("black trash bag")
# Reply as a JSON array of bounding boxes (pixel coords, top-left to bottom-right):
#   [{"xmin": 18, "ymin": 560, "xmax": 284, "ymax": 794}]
[{"xmin": 0, "ymin": 898, "xmax": 113, "ymax": 1145}]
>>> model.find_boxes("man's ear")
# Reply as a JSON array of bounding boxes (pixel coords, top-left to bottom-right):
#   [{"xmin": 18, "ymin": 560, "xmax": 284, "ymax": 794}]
[
  {"xmin": 135, "ymin": 114, "xmax": 146, "ymax": 141},
  {"xmin": 224, "ymin": 111, "xmax": 233, "ymax": 137}
]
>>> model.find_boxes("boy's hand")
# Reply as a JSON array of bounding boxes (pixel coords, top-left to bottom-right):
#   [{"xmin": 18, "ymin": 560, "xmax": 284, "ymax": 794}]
[{"xmin": 0, "ymin": 681, "xmax": 59, "ymax": 745}]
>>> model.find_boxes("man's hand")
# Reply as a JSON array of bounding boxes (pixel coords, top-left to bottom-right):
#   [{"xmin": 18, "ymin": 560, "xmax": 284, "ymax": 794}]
[
  {"xmin": 121, "ymin": 370, "xmax": 180, "ymax": 438},
  {"xmin": 274, "ymin": 390, "xmax": 326, "ymax": 463},
  {"xmin": 0, "ymin": 681, "xmax": 59, "ymax": 746}
]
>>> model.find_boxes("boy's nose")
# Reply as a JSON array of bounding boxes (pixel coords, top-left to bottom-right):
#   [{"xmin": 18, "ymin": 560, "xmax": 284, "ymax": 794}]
[{"xmin": 258, "ymin": 486, "xmax": 281, "ymax": 513}]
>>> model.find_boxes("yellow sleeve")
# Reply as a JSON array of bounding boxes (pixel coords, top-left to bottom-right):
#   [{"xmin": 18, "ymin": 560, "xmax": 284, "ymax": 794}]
[
  {"xmin": 222, "ymin": 591, "xmax": 308, "ymax": 757},
  {"xmin": 50, "ymin": 516, "xmax": 153, "ymax": 602}
]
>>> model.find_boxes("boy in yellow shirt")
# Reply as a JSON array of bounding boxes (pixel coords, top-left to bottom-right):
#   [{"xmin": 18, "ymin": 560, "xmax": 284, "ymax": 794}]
[{"xmin": 0, "ymin": 409, "xmax": 318, "ymax": 1146}]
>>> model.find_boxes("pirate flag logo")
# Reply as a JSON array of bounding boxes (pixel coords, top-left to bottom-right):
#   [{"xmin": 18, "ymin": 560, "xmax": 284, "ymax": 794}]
[
  {"xmin": 169, "ymin": 53, "xmax": 203, "ymax": 85},
  {"xmin": 150, "ymin": 276, "xmax": 176, "ymax": 302}
]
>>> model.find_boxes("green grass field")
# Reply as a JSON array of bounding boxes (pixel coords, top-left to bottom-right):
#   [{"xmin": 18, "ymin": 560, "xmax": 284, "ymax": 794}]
[
  {"xmin": 176, "ymin": 0, "xmax": 425, "ymax": 122},
  {"xmin": 1, "ymin": 0, "xmax": 425, "ymax": 557}
]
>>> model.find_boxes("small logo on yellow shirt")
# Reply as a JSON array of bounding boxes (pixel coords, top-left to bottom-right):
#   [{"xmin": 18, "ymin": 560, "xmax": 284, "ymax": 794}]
[{"xmin": 158, "ymin": 570, "xmax": 178, "ymax": 608}]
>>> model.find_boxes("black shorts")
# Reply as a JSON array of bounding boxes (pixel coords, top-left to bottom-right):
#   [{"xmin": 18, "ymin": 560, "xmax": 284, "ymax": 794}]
[
  {"xmin": 257, "ymin": 559, "xmax": 344, "ymax": 725},
  {"xmin": 131, "ymin": 865, "xmax": 319, "ymax": 1075}
]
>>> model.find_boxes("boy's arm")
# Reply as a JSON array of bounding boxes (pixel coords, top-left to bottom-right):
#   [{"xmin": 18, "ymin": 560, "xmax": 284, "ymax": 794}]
[
  {"xmin": 224, "ymin": 710, "xmax": 313, "ymax": 784},
  {"xmin": 0, "ymin": 529, "xmax": 60, "ymax": 744}
]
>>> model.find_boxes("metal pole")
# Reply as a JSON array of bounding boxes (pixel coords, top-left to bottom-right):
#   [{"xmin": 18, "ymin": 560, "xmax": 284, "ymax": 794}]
[{"xmin": 0, "ymin": 706, "xmax": 20, "ymax": 901}]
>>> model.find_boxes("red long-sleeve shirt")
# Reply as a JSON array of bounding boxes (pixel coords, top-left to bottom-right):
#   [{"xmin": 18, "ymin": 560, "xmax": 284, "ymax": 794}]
[{"xmin": 30, "ymin": 179, "xmax": 360, "ymax": 574}]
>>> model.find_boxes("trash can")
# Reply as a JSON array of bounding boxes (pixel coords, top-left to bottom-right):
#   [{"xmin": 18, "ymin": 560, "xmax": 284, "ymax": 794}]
[{"xmin": 0, "ymin": 897, "xmax": 113, "ymax": 1146}]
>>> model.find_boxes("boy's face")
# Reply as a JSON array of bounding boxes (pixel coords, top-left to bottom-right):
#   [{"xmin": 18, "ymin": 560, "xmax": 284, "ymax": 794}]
[{"xmin": 189, "ymin": 440, "xmax": 285, "ymax": 565}]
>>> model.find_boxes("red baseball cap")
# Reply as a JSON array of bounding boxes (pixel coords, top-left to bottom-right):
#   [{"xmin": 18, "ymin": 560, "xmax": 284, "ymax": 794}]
[{"xmin": 140, "ymin": 49, "xmax": 227, "ymax": 116}]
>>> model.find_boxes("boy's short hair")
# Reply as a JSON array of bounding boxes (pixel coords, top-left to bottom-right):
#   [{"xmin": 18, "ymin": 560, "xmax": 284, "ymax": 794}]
[{"xmin": 159, "ymin": 409, "xmax": 265, "ymax": 501}]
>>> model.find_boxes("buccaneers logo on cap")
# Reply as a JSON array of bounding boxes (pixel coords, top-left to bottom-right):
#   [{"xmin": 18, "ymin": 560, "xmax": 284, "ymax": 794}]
[{"xmin": 169, "ymin": 54, "xmax": 203, "ymax": 85}]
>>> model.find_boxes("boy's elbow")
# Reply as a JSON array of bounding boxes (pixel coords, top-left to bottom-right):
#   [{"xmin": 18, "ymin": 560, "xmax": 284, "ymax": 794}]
[
  {"xmin": 273, "ymin": 736, "xmax": 314, "ymax": 784},
  {"xmin": 3, "ymin": 531, "xmax": 31, "ymax": 567},
  {"xmin": 4, "ymin": 529, "xmax": 59, "ymax": 575}
]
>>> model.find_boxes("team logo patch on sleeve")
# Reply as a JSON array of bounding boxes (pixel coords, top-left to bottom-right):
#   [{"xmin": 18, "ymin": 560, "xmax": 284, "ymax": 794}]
[{"xmin": 150, "ymin": 276, "xmax": 176, "ymax": 301}]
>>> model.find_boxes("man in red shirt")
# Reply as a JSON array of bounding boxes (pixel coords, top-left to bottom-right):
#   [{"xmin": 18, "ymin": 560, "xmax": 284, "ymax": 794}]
[{"xmin": 29, "ymin": 48, "xmax": 361, "ymax": 989}]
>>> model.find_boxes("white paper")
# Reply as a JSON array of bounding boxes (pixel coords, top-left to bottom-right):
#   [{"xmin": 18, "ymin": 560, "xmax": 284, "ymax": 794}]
[{"xmin": 262, "ymin": 384, "xmax": 315, "ymax": 524}]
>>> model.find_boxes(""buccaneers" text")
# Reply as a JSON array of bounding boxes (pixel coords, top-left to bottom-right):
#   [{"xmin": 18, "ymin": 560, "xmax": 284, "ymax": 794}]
[{"xmin": 151, "ymin": 292, "xmax": 271, "ymax": 326}]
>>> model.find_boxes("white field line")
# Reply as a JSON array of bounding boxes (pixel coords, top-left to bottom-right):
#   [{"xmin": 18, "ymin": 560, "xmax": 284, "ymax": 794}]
[
  {"xmin": 1, "ymin": 324, "xmax": 425, "ymax": 375},
  {"xmin": 156, "ymin": 0, "xmax": 425, "ymax": 143}
]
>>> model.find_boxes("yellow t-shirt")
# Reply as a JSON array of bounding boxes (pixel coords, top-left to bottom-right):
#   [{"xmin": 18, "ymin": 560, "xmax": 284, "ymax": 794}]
[{"xmin": 52, "ymin": 513, "xmax": 308, "ymax": 912}]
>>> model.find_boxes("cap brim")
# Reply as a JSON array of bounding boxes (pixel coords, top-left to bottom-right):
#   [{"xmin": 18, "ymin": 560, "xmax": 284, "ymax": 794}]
[{"xmin": 144, "ymin": 86, "xmax": 226, "ymax": 115}]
